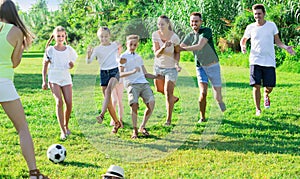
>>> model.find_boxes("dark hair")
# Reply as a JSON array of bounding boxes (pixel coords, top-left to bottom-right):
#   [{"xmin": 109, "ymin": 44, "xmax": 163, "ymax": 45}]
[
  {"xmin": 252, "ymin": 4, "xmax": 266, "ymax": 14},
  {"xmin": 0, "ymin": 0, "xmax": 34, "ymax": 48},
  {"xmin": 45, "ymin": 26, "xmax": 68, "ymax": 48},
  {"xmin": 190, "ymin": 12, "xmax": 202, "ymax": 20},
  {"xmin": 158, "ymin": 15, "xmax": 172, "ymax": 31}
]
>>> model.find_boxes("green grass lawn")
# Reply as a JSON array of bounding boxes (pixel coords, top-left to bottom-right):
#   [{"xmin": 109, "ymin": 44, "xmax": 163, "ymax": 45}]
[{"xmin": 0, "ymin": 57, "xmax": 299, "ymax": 178}]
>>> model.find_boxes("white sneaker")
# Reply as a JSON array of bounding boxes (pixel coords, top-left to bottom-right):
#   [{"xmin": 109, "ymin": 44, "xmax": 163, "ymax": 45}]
[
  {"xmin": 60, "ymin": 133, "xmax": 67, "ymax": 140},
  {"xmin": 256, "ymin": 109, "xmax": 261, "ymax": 116}
]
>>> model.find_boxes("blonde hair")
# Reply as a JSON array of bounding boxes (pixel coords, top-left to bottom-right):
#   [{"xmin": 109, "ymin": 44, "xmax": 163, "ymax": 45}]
[
  {"xmin": 126, "ymin": 34, "xmax": 139, "ymax": 42},
  {"xmin": 0, "ymin": 0, "xmax": 34, "ymax": 49},
  {"xmin": 97, "ymin": 26, "xmax": 110, "ymax": 38},
  {"xmin": 45, "ymin": 26, "xmax": 68, "ymax": 48}
]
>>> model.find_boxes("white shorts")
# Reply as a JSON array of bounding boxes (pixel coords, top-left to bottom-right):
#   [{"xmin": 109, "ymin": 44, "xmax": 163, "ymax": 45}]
[
  {"xmin": 48, "ymin": 69, "xmax": 72, "ymax": 86},
  {"xmin": 0, "ymin": 78, "xmax": 19, "ymax": 102}
]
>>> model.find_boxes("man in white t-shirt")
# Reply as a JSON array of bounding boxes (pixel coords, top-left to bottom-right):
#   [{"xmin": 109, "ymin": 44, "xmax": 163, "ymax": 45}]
[
  {"xmin": 240, "ymin": 4, "xmax": 295, "ymax": 116},
  {"xmin": 120, "ymin": 35, "xmax": 163, "ymax": 139}
]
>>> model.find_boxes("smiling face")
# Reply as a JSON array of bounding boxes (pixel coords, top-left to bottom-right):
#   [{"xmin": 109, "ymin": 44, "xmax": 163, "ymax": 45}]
[
  {"xmin": 157, "ymin": 17, "xmax": 169, "ymax": 31},
  {"xmin": 54, "ymin": 31, "xmax": 66, "ymax": 45},
  {"xmin": 190, "ymin": 15, "xmax": 202, "ymax": 32},
  {"xmin": 98, "ymin": 30, "xmax": 111, "ymax": 45},
  {"xmin": 253, "ymin": 9, "xmax": 265, "ymax": 25}
]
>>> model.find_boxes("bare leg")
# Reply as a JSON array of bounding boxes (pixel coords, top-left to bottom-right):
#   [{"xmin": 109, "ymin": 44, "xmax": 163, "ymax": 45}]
[
  {"xmin": 253, "ymin": 85, "xmax": 261, "ymax": 111},
  {"xmin": 49, "ymin": 83, "xmax": 66, "ymax": 136},
  {"xmin": 131, "ymin": 103, "xmax": 139, "ymax": 139},
  {"xmin": 140, "ymin": 101, "xmax": 155, "ymax": 129},
  {"xmin": 1, "ymin": 99, "xmax": 37, "ymax": 171},
  {"xmin": 264, "ymin": 87, "xmax": 273, "ymax": 98},
  {"xmin": 212, "ymin": 86, "xmax": 226, "ymax": 112},
  {"xmin": 61, "ymin": 84, "xmax": 72, "ymax": 134},
  {"xmin": 110, "ymin": 82, "xmax": 124, "ymax": 127},
  {"xmin": 154, "ymin": 78, "xmax": 165, "ymax": 94},
  {"xmin": 165, "ymin": 80, "xmax": 176, "ymax": 125},
  {"xmin": 99, "ymin": 78, "xmax": 119, "ymax": 124},
  {"xmin": 198, "ymin": 82, "xmax": 208, "ymax": 120}
]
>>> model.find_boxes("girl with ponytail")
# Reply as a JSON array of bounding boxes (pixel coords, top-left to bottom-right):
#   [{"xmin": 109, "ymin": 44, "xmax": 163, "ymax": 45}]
[{"xmin": 42, "ymin": 26, "xmax": 78, "ymax": 140}]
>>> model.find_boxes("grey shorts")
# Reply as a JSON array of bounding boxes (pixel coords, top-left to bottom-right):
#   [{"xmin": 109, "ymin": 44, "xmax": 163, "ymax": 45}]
[
  {"xmin": 0, "ymin": 78, "xmax": 19, "ymax": 102},
  {"xmin": 196, "ymin": 63, "xmax": 222, "ymax": 87},
  {"xmin": 126, "ymin": 83, "xmax": 154, "ymax": 105},
  {"xmin": 154, "ymin": 66, "xmax": 178, "ymax": 82}
]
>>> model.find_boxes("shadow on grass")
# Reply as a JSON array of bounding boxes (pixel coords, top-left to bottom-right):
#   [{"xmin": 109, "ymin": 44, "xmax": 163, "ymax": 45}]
[
  {"xmin": 60, "ymin": 161, "xmax": 100, "ymax": 168},
  {"xmin": 180, "ymin": 117, "xmax": 300, "ymax": 155}
]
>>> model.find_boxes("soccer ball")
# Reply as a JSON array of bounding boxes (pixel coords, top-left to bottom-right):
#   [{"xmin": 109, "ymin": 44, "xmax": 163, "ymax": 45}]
[{"xmin": 47, "ymin": 144, "xmax": 67, "ymax": 163}]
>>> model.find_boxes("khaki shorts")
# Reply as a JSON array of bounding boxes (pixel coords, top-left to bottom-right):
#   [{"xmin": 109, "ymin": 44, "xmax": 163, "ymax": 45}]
[{"xmin": 126, "ymin": 83, "xmax": 154, "ymax": 105}]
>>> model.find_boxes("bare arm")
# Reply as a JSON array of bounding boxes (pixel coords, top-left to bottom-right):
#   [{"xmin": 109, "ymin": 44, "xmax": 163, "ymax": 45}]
[
  {"xmin": 174, "ymin": 45, "xmax": 181, "ymax": 72},
  {"xmin": 142, "ymin": 65, "xmax": 164, "ymax": 79},
  {"xmin": 7, "ymin": 26, "xmax": 24, "ymax": 68},
  {"xmin": 180, "ymin": 37, "xmax": 208, "ymax": 51},
  {"xmin": 274, "ymin": 34, "xmax": 295, "ymax": 55},
  {"xmin": 86, "ymin": 46, "xmax": 94, "ymax": 64},
  {"xmin": 240, "ymin": 37, "xmax": 249, "ymax": 54},
  {"xmin": 153, "ymin": 41, "xmax": 172, "ymax": 58},
  {"xmin": 119, "ymin": 66, "xmax": 140, "ymax": 78},
  {"xmin": 42, "ymin": 60, "xmax": 50, "ymax": 90}
]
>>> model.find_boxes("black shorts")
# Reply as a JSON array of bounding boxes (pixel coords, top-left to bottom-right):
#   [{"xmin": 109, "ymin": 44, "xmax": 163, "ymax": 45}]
[
  {"xmin": 250, "ymin": 65, "xmax": 276, "ymax": 87},
  {"xmin": 100, "ymin": 67, "xmax": 120, "ymax": 86}
]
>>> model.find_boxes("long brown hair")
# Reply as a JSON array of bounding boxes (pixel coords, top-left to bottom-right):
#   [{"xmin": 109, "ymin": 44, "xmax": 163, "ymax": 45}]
[
  {"xmin": 0, "ymin": 0, "xmax": 34, "ymax": 49},
  {"xmin": 159, "ymin": 15, "xmax": 173, "ymax": 31},
  {"xmin": 45, "ymin": 26, "xmax": 68, "ymax": 48}
]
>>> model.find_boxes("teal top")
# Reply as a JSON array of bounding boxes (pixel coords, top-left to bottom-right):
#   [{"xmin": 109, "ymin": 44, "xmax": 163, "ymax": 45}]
[
  {"xmin": 0, "ymin": 22, "xmax": 14, "ymax": 80},
  {"xmin": 182, "ymin": 27, "xmax": 219, "ymax": 66}
]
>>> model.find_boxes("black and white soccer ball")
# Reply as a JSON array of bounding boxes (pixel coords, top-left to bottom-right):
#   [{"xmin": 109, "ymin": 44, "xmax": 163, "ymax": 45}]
[{"xmin": 47, "ymin": 144, "xmax": 67, "ymax": 163}]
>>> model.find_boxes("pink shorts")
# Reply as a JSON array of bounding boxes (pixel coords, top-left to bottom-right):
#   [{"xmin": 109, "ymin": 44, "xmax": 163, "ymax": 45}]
[{"xmin": 0, "ymin": 78, "xmax": 19, "ymax": 102}]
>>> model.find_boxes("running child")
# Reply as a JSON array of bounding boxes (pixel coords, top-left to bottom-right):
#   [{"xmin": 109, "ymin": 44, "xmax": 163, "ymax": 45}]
[
  {"xmin": 86, "ymin": 26, "xmax": 122, "ymax": 133},
  {"xmin": 42, "ymin": 26, "xmax": 78, "ymax": 140},
  {"xmin": 120, "ymin": 35, "xmax": 163, "ymax": 139}
]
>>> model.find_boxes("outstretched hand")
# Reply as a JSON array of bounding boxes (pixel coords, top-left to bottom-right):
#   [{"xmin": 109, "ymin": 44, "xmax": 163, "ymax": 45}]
[{"xmin": 286, "ymin": 46, "xmax": 295, "ymax": 55}]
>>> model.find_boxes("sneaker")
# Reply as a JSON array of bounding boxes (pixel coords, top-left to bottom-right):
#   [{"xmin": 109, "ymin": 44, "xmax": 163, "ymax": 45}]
[
  {"xmin": 256, "ymin": 109, "xmax": 261, "ymax": 116},
  {"xmin": 66, "ymin": 129, "xmax": 71, "ymax": 137},
  {"xmin": 264, "ymin": 96, "xmax": 270, "ymax": 109},
  {"xmin": 198, "ymin": 118, "xmax": 206, "ymax": 123},
  {"xmin": 60, "ymin": 133, "xmax": 67, "ymax": 140}
]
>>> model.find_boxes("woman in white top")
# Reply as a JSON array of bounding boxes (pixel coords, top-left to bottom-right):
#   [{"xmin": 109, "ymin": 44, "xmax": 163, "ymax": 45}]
[
  {"xmin": 86, "ymin": 26, "xmax": 122, "ymax": 134},
  {"xmin": 42, "ymin": 26, "xmax": 78, "ymax": 140},
  {"xmin": 0, "ymin": 0, "xmax": 48, "ymax": 178},
  {"xmin": 152, "ymin": 15, "xmax": 181, "ymax": 126}
]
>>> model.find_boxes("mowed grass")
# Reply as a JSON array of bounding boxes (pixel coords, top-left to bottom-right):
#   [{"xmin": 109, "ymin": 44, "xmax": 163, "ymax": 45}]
[{"xmin": 0, "ymin": 56, "xmax": 299, "ymax": 178}]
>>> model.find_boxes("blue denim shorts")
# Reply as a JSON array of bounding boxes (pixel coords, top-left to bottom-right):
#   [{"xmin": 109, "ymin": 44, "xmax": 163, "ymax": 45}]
[
  {"xmin": 196, "ymin": 63, "xmax": 222, "ymax": 87},
  {"xmin": 100, "ymin": 67, "xmax": 120, "ymax": 86},
  {"xmin": 154, "ymin": 66, "xmax": 178, "ymax": 82}
]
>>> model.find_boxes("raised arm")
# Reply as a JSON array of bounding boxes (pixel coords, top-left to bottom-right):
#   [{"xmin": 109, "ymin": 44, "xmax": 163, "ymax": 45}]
[
  {"xmin": 274, "ymin": 34, "xmax": 295, "ymax": 55},
  {"xmin": 86, "ymin": 46, "xmax": 94, "ymax": 64},
  {"xmin": 142, "ymin": 65, "xmax": 164, "ymax": 79}
]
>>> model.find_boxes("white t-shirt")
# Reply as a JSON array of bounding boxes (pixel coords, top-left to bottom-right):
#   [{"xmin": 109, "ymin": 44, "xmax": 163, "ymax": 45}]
[
  {"xmin": 120, "ymin": 51, "xmax": 148, "ymax": 87},
  {"xmin": 87, "ymin": 42, "xmax": 119, "ymax": 70},
  {"xmin": 243, "ymin": 21, "xmax": 279, "ymax": 67},
  {"xmin": 44, "ymin": 45, "xmax": 78, "ymax": 70},
  {"xmin": 44, "ymin": 45, "xmax": 78, "ymax": 85},
  {"xmin": 152, "ymin": 31, "xmax": 180, "ymax": 68}
]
